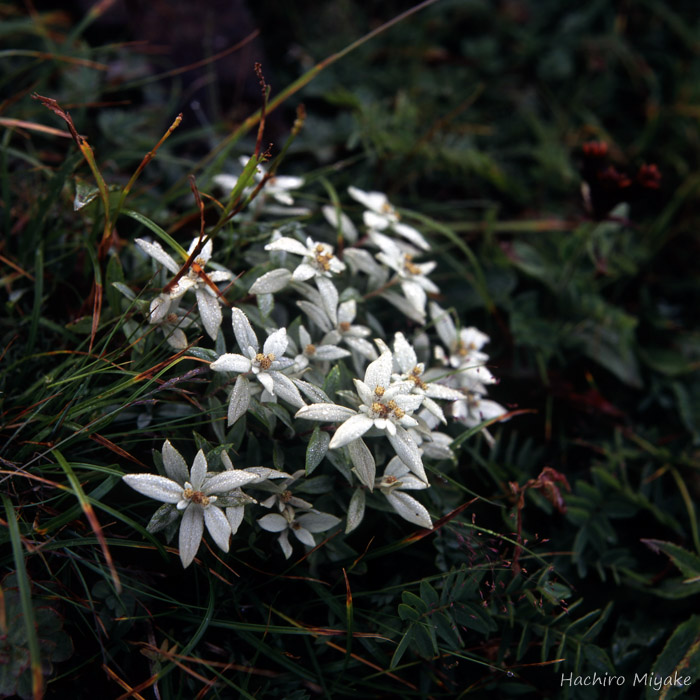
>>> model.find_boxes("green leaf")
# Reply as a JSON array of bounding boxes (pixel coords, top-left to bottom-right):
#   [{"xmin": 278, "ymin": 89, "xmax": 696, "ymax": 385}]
[
  {"xmin": 419, "ymin": 580, "xmax": 439, "ymax": 608},
  {"xmin": 122, "ymin": 209, "xmax": 188, "ymax": 261},
  {"xmin": 305, "ymin": 425, "xmax": 330, "ymax": 475},
  {"xmin": 323, "ymin": 365, "xmax": 341, "ymax": 399},
  {"xmin": 642, "ymin": 539, "xmax": 700, "ymax": 596},
  {"xmin": 571, "ymin": 317, "xmax": 642, "ymax": 388},
  {"xmin": 540, "ymin": 581, "xmax": 572, "ymax": 606},
  {"xmin": 390, "ymin": 628, "xmax": 414, "ymax": 669},
  {"xmin": 402, "ymin": 591, "xmax": 429, "ymax": 614},
  {"xmin": 647, "ymin": 615, "xmax": 700, "ymax": 700},
  {"xmin": 509, "ymin": 241, "xmax": 552, "ymax": 284},
  {"xmin": 105, "ymin": 252, "xmax": 126, "ymax": 315},
  {"xmin": 2, "ymin": 496, "xmax": 43, "ymax": 699},
  {"xmin": 434, "ymin": 612, "xmax": 462, "ymax": 648},
  {"xmin": 639, "ymin": 348, "xmax": 697, "ymax": 377},
  {"xmin": 453, "ymin": 603, "xmax": 496, "ymax": 635},
  {"xmin": 412, "ymin": 621, "xmax": 438, "ymax": 658},
  {"xmin": 398, "ymin": 604, "xmax": 419, "ymax": 622},
  {"xmin": 583, "ymin": 644, "xmax": 615, "ymax": 674}
]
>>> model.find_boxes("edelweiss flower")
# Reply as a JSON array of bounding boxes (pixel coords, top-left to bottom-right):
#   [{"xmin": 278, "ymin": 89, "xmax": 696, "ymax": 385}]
[
  {"xmin": 258, "ymin": 507, "xmax": 341, "ymax": 559},
  {"xmin": 322, "ymin": 203, "xmax": 358, "ymax": 243},
  {"xmin": 255, "ymin": 469, "xmax": 341, "ymax": 558},
  {"xmin": 378, "ymin": 457, "xmax": 432, "ymax": 528},
  {"xmin": 431, "ymin": 302, "xmax": 492, "ymax": 373},
  {"xmin": 298, "ymin": 295, "xmax": 377, "ymax": 362},
  {"xmin": 429, "ymin": 303, "xmax": 506, "ymax": 432},
  {"xmin": 264, "ymin": 235, "xmax": 346, "ymax": 280},
  {"xmin": 113, "ymin": 281, "xmax": 196, "ymax": 350},
  {"xmin": 122, "ymin": 440, "xmax": 258, "ymax": 567},
  {"xmin": 373, "ymin": 233, "xmax": 439, "ymax": 323},
  {"xmin": 155, "ymin": 307, "xmax": 198, "ymax": 350},
  {"xmin": 288, "ymin": 324, "xmax": 350, "ymax": 373},
  {"xmin": 295, "ymin": 350, "xmax": 427, "ymax": 482},
  {"xmin": 348, "ymin": 186, "xmax": 430, "ymax": 250},
  {"xmin": 402, "ymin": 408, "xmax": 454, "ymax": 461},
  {"xmin": 219, "ymin": 451, "xmax": 290, "ymax": 536},
  {"xmin": 381, "ymin": 332, "xmax": 464, "ymax": 423},
  {"xmin": 135, "ymin": 237, "xmax": 232, "ymax": 341},
  {"xmin": 451, "ymin": 392, "xmax": 507, "ymax": 428},
  {"xmin": 214, "ymin": 157, "xmax": 307, "ymax": 214},
  {"xmin": 210, "ymin": 308, "xmax": 305, "ymax": 425}
]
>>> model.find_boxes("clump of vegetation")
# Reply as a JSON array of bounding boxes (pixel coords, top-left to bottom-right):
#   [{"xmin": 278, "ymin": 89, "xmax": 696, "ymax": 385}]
[{"xmin": 1, "ymin": 1, "xmax": 699, "ymax": 697}]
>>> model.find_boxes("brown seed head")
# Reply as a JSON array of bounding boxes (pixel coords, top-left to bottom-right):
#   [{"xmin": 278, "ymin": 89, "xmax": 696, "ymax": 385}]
[
  {"xmin": 255, "ymin": 353, "xmax": 275, "ymax": 370},
  {"xmin": 371, "ymin": 401, "xmax": 387, "ymax": 417},
  {"xmin": 187, "ymin": 489, "xmax": 211, "ymax": 506}
]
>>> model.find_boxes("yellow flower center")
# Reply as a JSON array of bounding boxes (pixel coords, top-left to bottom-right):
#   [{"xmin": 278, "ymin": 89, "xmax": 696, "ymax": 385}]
[
  {"xmin": 381, "ymin": 202, "xmax": 398, "ymax": 218},
  {"xmin": 404, "ymin": 255, "xmax": 421, "ymax": 276},
  {"xmin": 409, "ymin": 366, "xmax": 427, "ymax": 390},
  {"xmin": 457, "ymin": 340, "xmax": 477, "ymax": 356},
  {"xmin": 371, "ymin": 399, "xmax": 404, "ymax": 420},
  {"xmin": 314, "ymin": 245, "xmax": 333, "ymax": 271},
  {"xmin": 255, "ymin": 352, "xmax": 276, "ymax": 370},
  {"xmin": 183, "ymin": 488, "xmax": 210, "ymax": 507}
]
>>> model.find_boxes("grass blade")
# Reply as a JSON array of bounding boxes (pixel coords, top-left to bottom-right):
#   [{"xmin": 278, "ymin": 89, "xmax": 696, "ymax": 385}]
[
  {"xmin": 2, "ymin": 493, "xmax": 44, "ymax": 700},
  {"xmin": 51, "ymin": 448, "xmax": 122, "ymax": 593}
]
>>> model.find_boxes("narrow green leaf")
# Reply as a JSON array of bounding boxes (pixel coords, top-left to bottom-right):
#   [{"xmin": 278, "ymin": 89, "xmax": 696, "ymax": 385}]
[
  {"xmin": 398, "ymin": 604, "xmax": 420, "ymax": 622},
  {"xmin": 402, "ymin": 590, "xmax": 429, "ymax": 614},
  {"xmin": 390, "ymin": 628, "xmax": 414, "ymax": 669},
  {"xmin": 419, "ymin": 580, "xmax": 439, "ymax": 608},
  {"xmin": 51, "ymin": 449, "xmax": 122, "ymax": 593},
  {"xmin": 105, "ymin": 252, "xmax": 125, "ymax": 315},
  {"xmin": 648, "ymin": 615, "xmax": 700, "ymax": 700},
  {"xmin": 122, "ymin": 208, "xmax": 188, "ymax": 261},
  {"xmin": 2, "ymin": 494, "xmax": 43, "ymax": 699},
  {"xmin": 642, "ymin": 539, "xmax": 700, "ymax": 593},
  {"xmin": 27, "ymin": 243, "xmax": 43, "ymax": 352},
  {"xmin": 306, "ymin": 425, "xmax": 330, "ymax": 475}
]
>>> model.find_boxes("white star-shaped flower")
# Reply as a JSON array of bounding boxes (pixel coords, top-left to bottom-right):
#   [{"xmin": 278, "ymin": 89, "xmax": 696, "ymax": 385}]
[
  {"xmin": 348, "ymin": 186, "xmax": 430, "ymax": 250},
  {"xmin": 135, "ymin": 237, "xmax": 232, "ymax": 341},
  {"xmin": 122, "ymin": 440, "xmax": 258, "ymax": 567},
  {"xmin": 322, "ymin": 203, "xmax": 358, "ymax": 243},
  {"xmin": 288, "ymin": 324, "xmax": 350, "ymax": 373},
  {"xmin": 214, "ymin": 157, "xmax": 307, "ymax": 214},
  {"xmin": 254, "ymin": 469, "xmax": 340, "ymax": 558},
  {"xmin": 382, "ymin": 332, "xmax": 464, "ymax": 423},
  {"xmin": 430, "ymin": 302, "xmax": 491, "ymax": 368},
  {"xmin": 218, "ymin": 451, "xmax": 290, "ymax": 536},
  {"xmin": 295, "ymin": 350, "xmax": 427, "ymax": 482},
  {"xmin": 373, "ymin": 232, "xmax": 439, "ymax": 323},
  {"xmin": 264, "ymin": 235, "xmax": 346, "ymax": 280},
  {"xmin": 210, "ymin": 308, "xmax": 305, "ymax": 424},
  {"xmin": 451, "ymin": 392, "xmax": 507, "ymax": 428},
  {"xmin": 297, "ymin": 293, "xmax": 377, "ymax": 362},
  {"xmin": 377, "ymin": 457, "xmax": 432, "ymax": 528},
  {"xmin": 258, "ymin": 507, "xmax": 341, "ymax": 559}
]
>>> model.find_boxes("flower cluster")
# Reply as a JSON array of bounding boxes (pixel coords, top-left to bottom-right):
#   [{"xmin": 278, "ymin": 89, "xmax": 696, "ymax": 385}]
[{"xmin": 120, "ymin": 179, "xmax": 509, "ymax": 566}]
